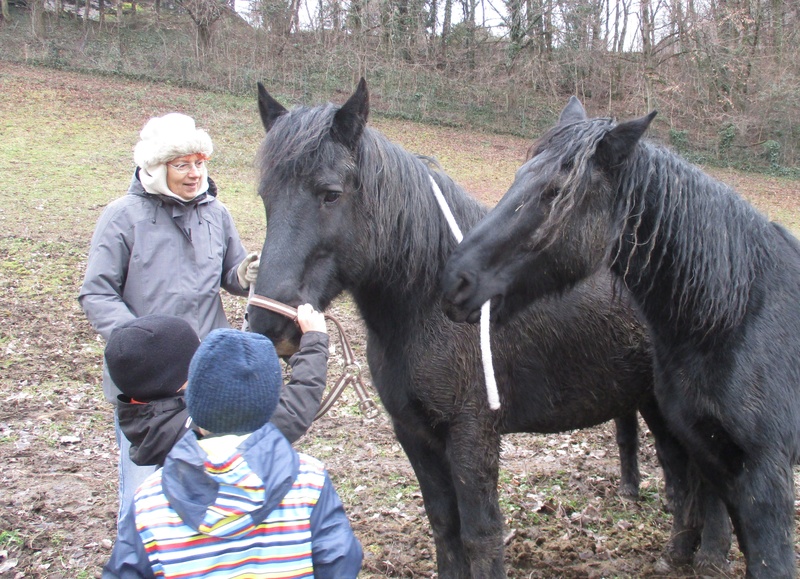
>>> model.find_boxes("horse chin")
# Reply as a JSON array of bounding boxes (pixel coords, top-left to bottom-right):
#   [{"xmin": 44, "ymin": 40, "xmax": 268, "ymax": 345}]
[
  {"xmin": 273, "ymin": 337, "xmax": 301, "ymax": 357},
  {"xmin": 465, "ymin": 308, "xmax": 482, "ymax": 324},
  {"xmin": 441, "ymin": 299, "xmax": 479, "ymax": 324}
]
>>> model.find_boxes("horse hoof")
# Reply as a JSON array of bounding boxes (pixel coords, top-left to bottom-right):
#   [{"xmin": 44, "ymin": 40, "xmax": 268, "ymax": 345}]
[
  {"xmin": 653, "ymin": 557, "xmax": 675, "ymax": 574},
  {"xmin": 617, "ymin": 483, "xmax": 639, "ymax": 500},
  {"xmin": 654, "ymin": 548, "xmax": 694, "ymax": 574},
  {"xmin": 693, "ymin": 552, "xmax": 731, "ymax": 578}
]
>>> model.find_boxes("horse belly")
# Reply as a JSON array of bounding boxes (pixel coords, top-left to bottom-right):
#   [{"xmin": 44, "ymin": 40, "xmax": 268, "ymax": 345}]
[
  {"xmin": 497, "ymin": 275, "xmax": 655, "ymax": 434},
  {"xmin": 498, "ymin": 351, "xmax": 653, "ymax": 434}
]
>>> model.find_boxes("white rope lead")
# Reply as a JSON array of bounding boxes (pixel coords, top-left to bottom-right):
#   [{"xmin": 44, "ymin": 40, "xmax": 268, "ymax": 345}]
[{"xmin": 429, "ymin": 175, "xmax": 501, "ymax": 410}]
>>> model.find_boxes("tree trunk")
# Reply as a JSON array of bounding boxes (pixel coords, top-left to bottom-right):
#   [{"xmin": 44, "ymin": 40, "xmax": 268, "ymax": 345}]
[
  {"xmin": 509, "ymin": 0, "xmax": 523, "ymax": 45},
  {"xmin": 349, "ymin": 0, "xmax": 363, "ymax": 31},
  {"xmin": 30, "ymin": 0, "xmax": 45, "ymax": 37},
  {"xmin": 441, "ymin": 0, "xmax": 451, "ymax": 59},
  {"xmin": 640, "ymin": 0, "xmax": 653, "ymax": 56},
  {"xmin": 198, "ymin": 22, "xmax": 211, "ymax": 51}
]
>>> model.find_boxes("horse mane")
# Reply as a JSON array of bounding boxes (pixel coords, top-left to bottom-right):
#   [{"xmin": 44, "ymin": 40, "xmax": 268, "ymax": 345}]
[
  {"xmin": 357, "ymin": 128, "xmax": 486, "ymax": 297},
  {"xmin": 256, "ymin": 102, "xmax": 486, "ymax": 299},
  {"xmin": 540, "ymin": 118, "xmax": 777, "ymax": 335}
]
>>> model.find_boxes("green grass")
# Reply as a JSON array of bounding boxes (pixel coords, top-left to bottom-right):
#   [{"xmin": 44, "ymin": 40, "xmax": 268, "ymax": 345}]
[{"xmin": 0, "ymin": 529, "xmax": 23, "ymax": 549}]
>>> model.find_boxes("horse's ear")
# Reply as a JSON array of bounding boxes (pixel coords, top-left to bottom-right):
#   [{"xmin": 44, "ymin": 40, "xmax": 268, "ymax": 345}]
[
  {"xmin": 331, "ymin": 78, "xmax": 369, "ymax": 150},
  {"xmin": 595, "ymin": 110, "xmax": 657, "ymax": 168},
  {"xmin": 558, "ymin": 96, "xmax": 587, "ymax": 125},
  {"xmin": 257, "ymin": 82, "xmax": 288, "ymax": 134}
]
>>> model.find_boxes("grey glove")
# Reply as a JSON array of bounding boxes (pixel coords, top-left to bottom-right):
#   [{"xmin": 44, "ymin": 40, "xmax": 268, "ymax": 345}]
[{"xmin": 237, "ymin": 252, "xmax": 260, "ymax": 289}]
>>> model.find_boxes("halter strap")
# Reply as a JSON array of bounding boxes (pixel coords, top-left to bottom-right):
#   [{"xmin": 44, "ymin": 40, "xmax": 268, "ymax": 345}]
[
  {"xmin": 429, "ymin": 174, "xmax": 501, "ymax": 410},
  {"xmin": 246, "ymin": 294, "xmax": 380, "ymax": 421}
]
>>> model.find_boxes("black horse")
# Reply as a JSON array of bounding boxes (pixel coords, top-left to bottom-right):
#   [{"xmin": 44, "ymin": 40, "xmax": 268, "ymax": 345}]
[
  {"xmin": 442, "ymin": 96, "xmax": 800, "ymax": 578},
  {"xmin": 247, "ymin": 81, "xmax": 696, "ymax": 578}
]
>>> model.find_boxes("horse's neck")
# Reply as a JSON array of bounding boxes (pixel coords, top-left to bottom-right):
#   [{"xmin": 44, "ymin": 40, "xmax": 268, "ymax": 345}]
[
  {"xmin": 355, "ymin": 169, "xmax": 483, "ymax": 337},
  {"xmin": 610, "ymin": 146, "xmax": 772, "ymax": 339}
]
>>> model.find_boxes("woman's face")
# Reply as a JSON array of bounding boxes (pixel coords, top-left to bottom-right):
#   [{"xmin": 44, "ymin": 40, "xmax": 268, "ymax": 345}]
[{"xmin": 166, "ymin": 153, "xmax": 207, "ymax": 200}]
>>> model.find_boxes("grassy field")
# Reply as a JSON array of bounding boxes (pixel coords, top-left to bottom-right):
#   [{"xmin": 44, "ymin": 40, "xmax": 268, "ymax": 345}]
[{"xmin": 1, "ymin": 60, "xmax": 799, "ymax": 578}]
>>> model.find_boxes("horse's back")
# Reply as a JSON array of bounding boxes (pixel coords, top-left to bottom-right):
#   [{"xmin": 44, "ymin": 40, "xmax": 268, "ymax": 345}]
[{"xmin": 771, "ymin": 220, "xmax": 800, "ymax": 261}]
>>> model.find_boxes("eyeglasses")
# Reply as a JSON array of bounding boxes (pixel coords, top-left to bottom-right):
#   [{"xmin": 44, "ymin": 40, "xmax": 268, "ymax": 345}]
[{"xmin": 167, "ymin": 160, "xmax": 206, "ymax": 174}]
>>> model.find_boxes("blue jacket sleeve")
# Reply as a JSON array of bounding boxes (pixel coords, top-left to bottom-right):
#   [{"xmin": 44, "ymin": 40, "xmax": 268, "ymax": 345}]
[
  {"xmin": 309, "ymin": 473, "xmax": 363, "ymax": 579},
  {"xmin": 102, "ymin": 502, "xmax": 156, "ymax": 579}
]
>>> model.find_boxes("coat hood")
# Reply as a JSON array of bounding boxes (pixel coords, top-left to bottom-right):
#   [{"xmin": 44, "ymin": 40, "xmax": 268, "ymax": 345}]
[
  {"xmin": 160, "ymin": 423, "xmax": 298, "ymax": 538},
  {"xmin": 129, "ymin": 168, "xmax": 217, "ymax": 203}
]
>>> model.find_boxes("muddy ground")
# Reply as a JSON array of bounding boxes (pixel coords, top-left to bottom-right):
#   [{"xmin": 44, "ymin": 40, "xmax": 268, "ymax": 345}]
[
  {"xmin": 2, "ymin": 61, "xmax": 799, "ymax": 578},
  {"xmin": 0, "ymin": 287, "xmax": 720, "ymax": 579}
]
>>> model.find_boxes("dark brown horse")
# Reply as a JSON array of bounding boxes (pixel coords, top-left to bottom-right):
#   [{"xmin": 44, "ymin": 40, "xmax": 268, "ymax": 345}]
[
  {"xmin": 442, "ymin": 96, "xmax": 800, "ymax": 578},
  {"xmin": 247, "ymin": 81, "xmax": 698, "ymax": 578}
]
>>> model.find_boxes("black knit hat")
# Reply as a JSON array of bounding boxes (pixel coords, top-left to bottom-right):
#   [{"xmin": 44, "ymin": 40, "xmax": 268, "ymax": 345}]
[
  {"xmin": 105, "ymin": 315, "xmax": 200, "ymax": 401},
  {"xmin": 186, "ymin": 329, "xmax": 283, "ymax": 435}
]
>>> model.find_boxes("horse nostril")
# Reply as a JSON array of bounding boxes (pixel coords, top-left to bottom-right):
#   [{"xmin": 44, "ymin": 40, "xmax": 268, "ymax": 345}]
[{"xmin": 452, "ymin": 271, "xmax": 475, "ymax": 304}]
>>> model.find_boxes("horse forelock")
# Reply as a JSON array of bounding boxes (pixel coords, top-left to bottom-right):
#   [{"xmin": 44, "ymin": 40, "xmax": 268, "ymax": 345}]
[
  {"xmin": 531, "ymin": 118, "xmax": 614, "ymax": 250},
  {"xmin": 256, "ymin": 103, "xmax": 340, "ymax": 184}
]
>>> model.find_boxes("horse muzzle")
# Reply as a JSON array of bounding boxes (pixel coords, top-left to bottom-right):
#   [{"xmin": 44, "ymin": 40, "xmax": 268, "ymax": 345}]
[{"xmin": 246, "ymin": 301, "xmax": 303, "ymax": 355}]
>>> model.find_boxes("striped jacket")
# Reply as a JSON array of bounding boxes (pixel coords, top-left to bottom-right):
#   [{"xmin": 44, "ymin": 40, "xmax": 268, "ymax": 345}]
[{"xmin": 103, "ymin": 423, "xmax": 363, "ymax": 579}]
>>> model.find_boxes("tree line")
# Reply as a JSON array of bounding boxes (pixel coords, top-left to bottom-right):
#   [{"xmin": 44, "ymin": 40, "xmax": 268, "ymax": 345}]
[{"xmin": 2, "ymin": 0, "xmax": 799, "ymax": 169}]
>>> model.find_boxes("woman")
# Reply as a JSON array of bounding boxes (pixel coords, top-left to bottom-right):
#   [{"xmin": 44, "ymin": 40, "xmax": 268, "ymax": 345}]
[{"xmin": 78, "ymin": 112, "xmax": 262, "ymax": 534}]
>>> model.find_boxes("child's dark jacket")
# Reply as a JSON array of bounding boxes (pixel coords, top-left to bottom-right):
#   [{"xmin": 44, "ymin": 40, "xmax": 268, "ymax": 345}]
[{"xmin": 117, "ymin": 396, "xmax": 191, "ymax": 467}]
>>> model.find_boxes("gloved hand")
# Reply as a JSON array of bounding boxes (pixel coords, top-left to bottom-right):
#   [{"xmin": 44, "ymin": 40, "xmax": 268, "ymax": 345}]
[{"xmin": 237, "ymin": 252, "xmax": 260, "ymax": 289}]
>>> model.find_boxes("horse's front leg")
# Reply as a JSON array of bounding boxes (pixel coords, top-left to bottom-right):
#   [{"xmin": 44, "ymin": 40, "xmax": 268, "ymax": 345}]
[
  {"xmin": 391, "ymin": 416, "xmax": 471, "ymax": 578},
  {"xmin": 721, "ymin": 457, "xmax": 796, "ymax": 579},
  {"xmin": 638, "ymin": 397, "xmax": 705, "ymax": 568},
  {"xmin": 446, "ymin": 416, "xmax": 506, "ymax": 578}
]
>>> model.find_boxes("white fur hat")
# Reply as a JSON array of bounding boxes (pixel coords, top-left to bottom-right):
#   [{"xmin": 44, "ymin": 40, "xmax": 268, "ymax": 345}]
[{"xmin": 133, "ymin": 113, "xmax": 213, "ymax": 171}]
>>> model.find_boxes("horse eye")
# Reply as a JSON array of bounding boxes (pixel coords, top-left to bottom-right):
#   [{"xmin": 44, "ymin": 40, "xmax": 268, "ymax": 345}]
[
  {"xmin": 541, "ymin": 185, "xmax": 560, "ymax": 203},
  {"xmin": 323, "ymin": 190, "xmax": 341, "ymax": 205}
]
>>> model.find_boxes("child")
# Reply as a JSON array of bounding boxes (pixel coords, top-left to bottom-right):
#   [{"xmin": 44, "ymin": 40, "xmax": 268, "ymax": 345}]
[
  {"xmin": 104, "ymin": 305, "xmax": 331, "ymax": 467},
  {"xmin": 103, "ymin": 328, "xmax": 363, "ymax": 579},
  {"xmin": 105, "ymin": 314, "xmax": 199, "ymax": 467}
]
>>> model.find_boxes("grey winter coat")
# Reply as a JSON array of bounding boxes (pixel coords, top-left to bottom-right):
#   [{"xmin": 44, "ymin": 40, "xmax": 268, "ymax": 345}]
[{"xmin": 79, "ymin": 170, "xmax": 249, "ymax": 403}]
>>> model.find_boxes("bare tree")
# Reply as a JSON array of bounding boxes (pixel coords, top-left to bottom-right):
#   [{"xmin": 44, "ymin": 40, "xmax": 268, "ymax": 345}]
[
  {"xmin": 176, "ymin": 0, "xmax": 226, "ymax": 51},
  {"xmin": 258, "ymin": 0, "xmax": 297, "ymax": 35}
]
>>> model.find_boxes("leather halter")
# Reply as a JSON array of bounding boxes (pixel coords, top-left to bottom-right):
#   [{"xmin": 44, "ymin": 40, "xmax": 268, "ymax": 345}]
[{"xmin": 247, "ymin": 294, "xmax": 380, "ymax": 421}]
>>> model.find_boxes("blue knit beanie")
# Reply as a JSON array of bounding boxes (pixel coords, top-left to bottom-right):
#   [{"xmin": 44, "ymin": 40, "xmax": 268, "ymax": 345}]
[{"xmin": 187, "ymin": 329, "xmax": 283, "ymax": 435}]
